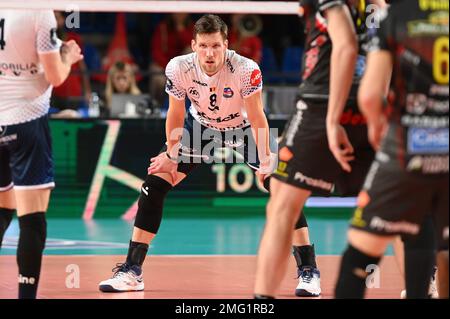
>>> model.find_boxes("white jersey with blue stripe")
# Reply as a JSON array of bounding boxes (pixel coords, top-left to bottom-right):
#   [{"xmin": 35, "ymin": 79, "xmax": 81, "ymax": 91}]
[{"xmin": 0, "ymin": 10, "xmax": 61, "ymax": 126}]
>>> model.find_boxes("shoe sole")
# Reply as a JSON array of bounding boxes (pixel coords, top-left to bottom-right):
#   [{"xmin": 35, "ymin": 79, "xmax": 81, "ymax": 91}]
[
  {"xmin": 99, "ymin": 284, "xmax": 144, "ymax": 293},
  {"xmin": 295, "ymin": 289, "xmax": 321, "ymax": 297}
]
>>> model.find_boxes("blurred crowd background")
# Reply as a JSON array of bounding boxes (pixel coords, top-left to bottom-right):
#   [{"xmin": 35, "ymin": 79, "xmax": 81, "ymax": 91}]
[{"xmin": 50, "ymin": 11, "xmax": 305, "ymax": 119}]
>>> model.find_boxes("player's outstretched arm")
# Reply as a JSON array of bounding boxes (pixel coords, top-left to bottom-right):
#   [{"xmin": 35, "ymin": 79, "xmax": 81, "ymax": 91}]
[{"xmin": 325, "ymin": 5, "xmax": 358, "ymax": 172}]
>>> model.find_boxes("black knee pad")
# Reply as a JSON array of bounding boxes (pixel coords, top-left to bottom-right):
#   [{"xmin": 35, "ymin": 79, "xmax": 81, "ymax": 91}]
[
  {"xmin": 134, "ymin": 175, "xmax": 173, "ymax": 234},
  {"xmin": 17, "ymin": 212, "xmax": 47, "ymax": 299},
  {"xmin": 335, "ymin": 244, "xmax": 381, "ymax": 299}
]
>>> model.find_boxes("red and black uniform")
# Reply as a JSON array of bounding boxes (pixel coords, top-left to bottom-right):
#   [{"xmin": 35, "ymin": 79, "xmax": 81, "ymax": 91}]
[
  {"xmin": 351, "ymin": 0, "xmax": 449, "ymax": 249},
  {"xmin": 274, "ymin": 0, "xmax": 373, "ymax": 196}
]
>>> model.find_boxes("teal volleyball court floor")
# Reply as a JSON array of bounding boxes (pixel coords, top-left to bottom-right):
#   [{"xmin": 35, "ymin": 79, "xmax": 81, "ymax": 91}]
[{"xmin": 1, "ymin": 214, "xmax": 394, "ymax": 256}]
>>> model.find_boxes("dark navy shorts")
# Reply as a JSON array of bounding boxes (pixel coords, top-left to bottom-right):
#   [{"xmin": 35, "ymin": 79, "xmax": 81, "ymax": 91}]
[{"xmin": 0, "ymin": 115, "xmax": 55, "ymax": 191}]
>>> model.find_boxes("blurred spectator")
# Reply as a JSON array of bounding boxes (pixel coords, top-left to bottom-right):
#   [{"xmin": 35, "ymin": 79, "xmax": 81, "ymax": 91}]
[
  {"xmin": 51, "ymin": 11, "xmax": 92, "ymax": 113},
  {"xmin": 229, "ymin": 14, "xmax": 263, "ymax": 64},
  {"xmin": 105, "ymin": 61, "xmax": 141, "ymax": 113},
  {"xmin": 95, "ymin": 13, "xmax": 140, "ymax": 82},
  {"xmin": 149, "ymin": 13, "xmax": 193, "ymax": 107}
]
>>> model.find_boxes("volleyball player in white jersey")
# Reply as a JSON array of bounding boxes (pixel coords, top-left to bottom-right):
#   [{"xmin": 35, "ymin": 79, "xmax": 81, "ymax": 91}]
[
  {"xmin": 99, "ymin": 14, "xmax": 319, "ymax": 293},
  {"xmin": 0, "ymin": 10, "xmax": 82, "ymax": 298}
]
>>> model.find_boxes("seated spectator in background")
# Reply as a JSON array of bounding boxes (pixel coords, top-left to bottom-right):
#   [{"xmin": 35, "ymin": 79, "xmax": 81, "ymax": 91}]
[
  {"xmin": 94, "ymin": 13, "xmax": 140, "ymax": 83},
  {"xmin": 229, "ymin": 14, "xmax": 262, "ymax": 64},
  {"xmin": 105, "ymin": 61, "xmax": 141, "ymax": 114},
  {"xmin": 51, "ymin": 11, "xmax": 92, "ymax": 114},
  {"xmin": 149, "ymin": 13, "xmax": 193, "ymax": 107}
]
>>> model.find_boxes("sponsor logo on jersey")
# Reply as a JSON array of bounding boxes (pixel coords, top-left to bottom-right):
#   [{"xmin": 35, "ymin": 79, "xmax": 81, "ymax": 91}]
[
  {"xmin": 223, "ymin": 87, "xmax": 234, "ymax": 98},
  {"xmin": 407, "ymin": 155, "xmax": 449, "ymax": 173},
  {"xmin": 193, "ymin": 79, "xmax": 207, "ymax": 86},
  {"xmin": 0, "ymin": 62, "xmax": 38, "ymax": 76},
  {"xmin": 197, "ymin": 111, "xmax": 241, "ymax": 124},
  {"xmin": 406, "ymin": 94, "xmax": 449, "ymax": 114},
  {"xmin": 430, "ymin": 84, "xmax": 449, "ymax": 96},
  {"xmin": 188, "ymin": 87, "xmax": 200, "ymax": 99},
  {"xmin": 250, "ymin": 69, "xmax": 262, "ymax": 86},
  {"xmin": 401, "ymin": 115, "xmax": 449, "ymax": 128},
  {"xmin": 226, "ymin": 59, "xmax": 235, "ymax": 73},
  {"xmin": 407, "ymin": 127, "xmax": 449, "ymax": 154}
]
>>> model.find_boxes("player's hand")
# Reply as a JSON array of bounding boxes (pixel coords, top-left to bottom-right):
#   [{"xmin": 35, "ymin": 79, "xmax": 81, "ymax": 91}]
[
  {"xmin": 327, "ymin": 123, "xmax": 354, "ymax": 173},
  {"xmin": 367, "ymin": 115, "xmax": 387, "ymax": 151},
  {"xmin": 61, "ymin": 40, "xmax": 83, "ymax": 65},
  {"xmin": 256, "ymin": 171, "xmax": 269, "ymax": 186},
  {"xmin": 148, "ymin": 152, "xmax": 178, "ymax": 183},
  {"xmin": 257, "ymin": 152, "xmax": 278, "ymax": 185}
]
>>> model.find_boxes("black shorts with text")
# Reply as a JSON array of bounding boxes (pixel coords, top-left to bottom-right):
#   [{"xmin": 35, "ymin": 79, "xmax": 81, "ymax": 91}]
[
  {"xmin": 350, "ymin": 157, "xmax": 449, "ymax": 251},
  {"xmin": 273, "ymin": 98, "xmax": 374, "ymax": 196}
]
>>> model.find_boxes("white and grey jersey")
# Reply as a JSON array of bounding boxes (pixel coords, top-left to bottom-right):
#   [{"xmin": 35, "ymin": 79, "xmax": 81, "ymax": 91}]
[
  {"xmin": 0, "ymin": 10, "xmax": 61, "ymax": 126},
  {"xmin": 165, "ymin": 50, "xmax": 263, "ymax": 131}
]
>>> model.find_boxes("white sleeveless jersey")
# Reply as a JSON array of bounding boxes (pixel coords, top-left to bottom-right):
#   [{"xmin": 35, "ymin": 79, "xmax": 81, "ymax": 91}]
[
  {"xmin": 0, "ymin": 10, "xmax": 61, "ymax": 126},
  {"xmin": 165, "ymin": 50, "xmax": 263, "ymax": 131}
]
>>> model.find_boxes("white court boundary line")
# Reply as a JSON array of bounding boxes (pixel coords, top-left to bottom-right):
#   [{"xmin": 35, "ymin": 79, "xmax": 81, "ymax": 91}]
[{"xmin": 0, "ymin": 1, "xmax": 299, "ymax": 14}]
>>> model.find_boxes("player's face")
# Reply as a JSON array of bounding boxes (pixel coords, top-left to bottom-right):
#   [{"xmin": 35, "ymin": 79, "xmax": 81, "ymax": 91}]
[{"xmin": 192, "ymin": 32, "xmax": 228, "ymax": 76}]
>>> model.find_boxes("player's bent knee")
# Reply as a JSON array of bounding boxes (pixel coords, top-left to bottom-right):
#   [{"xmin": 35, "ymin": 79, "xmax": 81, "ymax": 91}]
[{"xmin": 134, "ymin": 175, "xmax": 173, "ymax": 234}]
